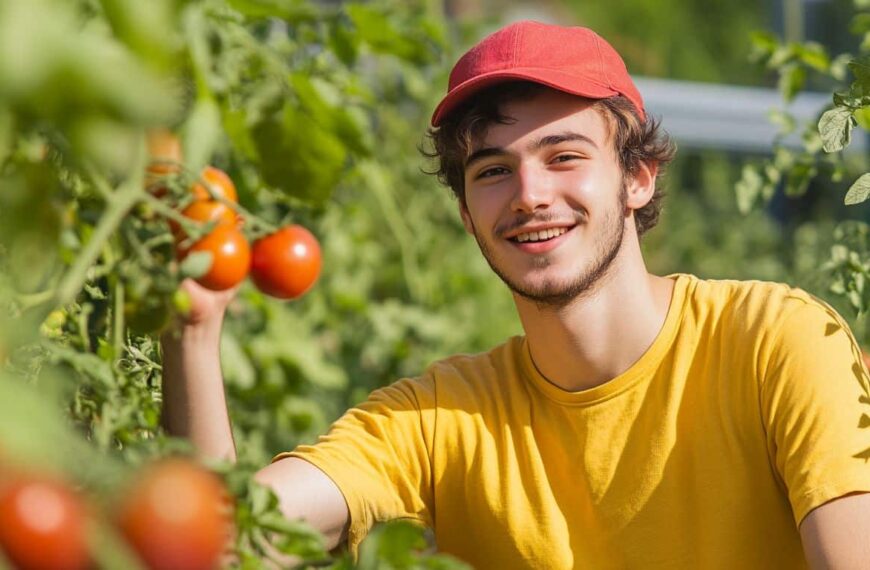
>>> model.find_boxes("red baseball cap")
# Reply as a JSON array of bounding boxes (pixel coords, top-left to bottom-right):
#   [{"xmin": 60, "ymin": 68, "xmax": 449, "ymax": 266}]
[{"xmin": 431, "ymin": 20, "xmax": 645, "ymax": 126}]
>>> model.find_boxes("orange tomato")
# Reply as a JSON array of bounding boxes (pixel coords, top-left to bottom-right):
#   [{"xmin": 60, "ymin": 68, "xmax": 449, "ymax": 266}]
[
  {"xmin": 180, "ymin": 225, "xmax": 250, "ymax": 291},
  {"xmin": 116, "ymin": 459, "xmax": 232, "ymax": 570},
  {"xmin": 191, "ymin": 166, "xmax": 238, "ymax": 204}
]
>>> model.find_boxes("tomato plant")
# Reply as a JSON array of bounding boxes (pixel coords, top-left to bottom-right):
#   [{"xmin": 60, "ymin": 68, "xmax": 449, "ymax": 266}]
[
  {"xmin": 0, "ymin": 0, "xmax": 474, "ymax": 567},
  {"xmin": 250, "ymin": 225, "xmax": 322, "ymax": 299},
  {"xmin": 0, "ymin": 475, "xmax": 90, "ymax": 570},
  {"xmin": 116, "ymin": 459, "xmax": 232, "ymax": 570}
]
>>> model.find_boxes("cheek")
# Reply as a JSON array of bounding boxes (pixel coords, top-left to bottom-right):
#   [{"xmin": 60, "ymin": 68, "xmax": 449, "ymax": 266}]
[
  {"xmin": 567, "ymin": 167, "xmax": 621, "ymax": 204},
  {"xmin": 464, "ymin": 189, "xmax": 501, "ymax": 225}
]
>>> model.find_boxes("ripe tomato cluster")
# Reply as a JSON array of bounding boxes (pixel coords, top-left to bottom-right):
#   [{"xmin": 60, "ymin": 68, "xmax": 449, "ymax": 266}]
[
  {"xmin": 173, "ymin": 165, "xmax": 250, "ymax": 291},
  {"xmin": 146, "ymin": 131, "xmax": 322, "ymax": 300},
  {"xmin": 0, "ymin": 459, "xmax": 231, "ymax": 570}
]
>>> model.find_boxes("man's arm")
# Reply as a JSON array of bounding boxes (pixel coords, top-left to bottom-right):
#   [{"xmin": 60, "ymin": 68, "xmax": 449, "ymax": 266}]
[
  {"xmin": 254, "ymin": 458, "xmax": 350, "ymax": 550},
  {"xmin": 160, "ymin": 280, "xmax": 350, "ymax": 547},
  {"xmin": 161, "ymin": 316, "xmax": 237, "ymax": 462},
  {"xmin": 800, "ymin": 492, "xmax": 870, "ymax": 569}
]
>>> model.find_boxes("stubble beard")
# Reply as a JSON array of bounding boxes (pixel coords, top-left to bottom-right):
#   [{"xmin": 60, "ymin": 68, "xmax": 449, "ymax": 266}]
[{"xmin": 472, "ymin": 186, "xmax": 628, "ymax": 310}]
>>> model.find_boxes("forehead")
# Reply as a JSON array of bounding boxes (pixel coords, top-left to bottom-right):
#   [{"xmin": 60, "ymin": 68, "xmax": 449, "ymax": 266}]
[{"xmin": 473, "ymin": 89, "xmax": 611, "ymax": 152}]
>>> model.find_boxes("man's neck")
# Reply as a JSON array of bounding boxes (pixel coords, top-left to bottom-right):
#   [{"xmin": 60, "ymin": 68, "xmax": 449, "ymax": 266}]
[{"xmin": 515, "ymin": 247, "xmax": 675, "ymax": 393}]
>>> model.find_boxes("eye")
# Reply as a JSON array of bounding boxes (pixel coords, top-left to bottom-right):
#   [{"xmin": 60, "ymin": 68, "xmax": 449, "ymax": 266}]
[
  {"xmin": 476, "ymin": 166, "xmax": 510, "ymax": 179},
  {"xmin": 552, "ymin": 154, "xmax": 581, "ymax": 164}
]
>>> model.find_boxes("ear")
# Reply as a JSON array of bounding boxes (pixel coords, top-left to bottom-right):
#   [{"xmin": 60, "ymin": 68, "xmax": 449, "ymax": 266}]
[
  {"xmin": 458, "ymin": 199, "xmax": 475, "ymax": 235},
  {"xmin": 624, "ymin": 161, "xmax": 658, "ymax": 210}
]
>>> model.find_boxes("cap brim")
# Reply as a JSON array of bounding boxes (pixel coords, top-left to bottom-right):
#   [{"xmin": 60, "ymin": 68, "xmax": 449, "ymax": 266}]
[{"xmin": 430, "ymin": 68, "xmax": 619, "ymax": 126}]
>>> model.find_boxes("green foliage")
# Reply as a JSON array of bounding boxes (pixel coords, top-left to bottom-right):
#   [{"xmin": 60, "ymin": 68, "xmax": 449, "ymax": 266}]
[
  {"xmin": 826, "ymin": 222, "xmax": 870, "ymax": 315},
  {"xmin": 0, "ymin": 0, "xmax": 485, "ymax": 567},
  {"xmin": 562, "ymin": 0, "xmax": 766, "ymax": 84},
  {"xmin": 736, "ymin": 5, "xmax": 870, "ymax": 329}
]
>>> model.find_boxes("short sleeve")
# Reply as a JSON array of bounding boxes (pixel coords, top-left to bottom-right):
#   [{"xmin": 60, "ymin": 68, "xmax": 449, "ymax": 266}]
[
  {"xmin": 760, "ymin": 296, "xmax": 870, "ymax": 527},
  {"xmin": 273, "ymin": 376, "xmax": 436, "ymax": 554}
]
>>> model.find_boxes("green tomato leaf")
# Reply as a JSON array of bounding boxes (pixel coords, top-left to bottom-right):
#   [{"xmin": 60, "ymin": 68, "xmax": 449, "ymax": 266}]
[
  {"xmin": 329, "ymin": 20, "xmax": 360, "ymax": 66},
  {"xmin": 179, "ymin": 250, "xmax": 213, "ymax": 278},
  {"xmin": 748, "ymin": 31, "xmax": 778, "ymax": 63},
  {"xmin": 830, "ymin": 53, "xmax": 852, "ymax": 81},
  {"xmin": 849, "ymin": 55, "xmax": 870, "ymax": 86},
  {"xmin": 796, "ymin": 42, "xmax": 829, "ymax": 72},
  {"xmin": 845, "ymin": 173, "xmax": 870, "ymax": 205},
  {"xmin": 182, "ymin": 97, "xmax": 222, "ymax": 175},
  {"xmin": 252, "ymin": 105, "xmax": 347, "ymax": 204},
  {"xmin": 768, "ymin": 44, "xmax": 795, "ymax": 68},
  {"xmin": 778, "ymin": 63, "xmax": 806, "ymax": 102},
  {"xmin": 819, "ymin": 107, "xmax": 854, "ymax": 152},
  {"xmin": 735, "ymin": 164, "xmax": 764, "ymax": 214},
  {"xmin": 855, "ymin": 107, "xmax": 870, "ymax": 130},
  {"xmin": 784, "ymin": 163, "xmax": 817, "ymax": 197}
]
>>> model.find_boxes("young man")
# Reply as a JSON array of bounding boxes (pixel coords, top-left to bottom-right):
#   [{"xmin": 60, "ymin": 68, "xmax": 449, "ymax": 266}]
[{"xmin": 162, "ymin": 21, "xmax": 870, "ymax": 569}]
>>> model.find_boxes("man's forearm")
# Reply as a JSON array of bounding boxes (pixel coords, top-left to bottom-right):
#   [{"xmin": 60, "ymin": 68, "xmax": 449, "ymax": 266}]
[{"xmin": 160, "ymin": 321, "xmax": 237, "ymax": 463}]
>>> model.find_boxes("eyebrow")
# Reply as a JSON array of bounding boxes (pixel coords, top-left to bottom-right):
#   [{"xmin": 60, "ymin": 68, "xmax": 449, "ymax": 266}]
[{"xmin": 464, "ymin": 130, "xmax": 599, "ymax": 170}]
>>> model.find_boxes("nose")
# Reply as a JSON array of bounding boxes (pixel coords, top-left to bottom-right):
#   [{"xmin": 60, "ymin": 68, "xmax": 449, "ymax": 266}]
[{"xmin": 510, "ymin": 164, "xmax": 554, "ymax": 213}]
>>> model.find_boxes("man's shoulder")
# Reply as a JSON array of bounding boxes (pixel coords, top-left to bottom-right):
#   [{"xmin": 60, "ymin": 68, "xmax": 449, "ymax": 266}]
[
  {"xmin": 389, "ymin": 336, "xmax": 527, "ymax": 402},
  {"xmin": 427, "ymin": 335, "xmax": 525, "ymax": 376},
  {"xmin": 682, "ymin": 273, "xmax": 825, "ymax": 322}
]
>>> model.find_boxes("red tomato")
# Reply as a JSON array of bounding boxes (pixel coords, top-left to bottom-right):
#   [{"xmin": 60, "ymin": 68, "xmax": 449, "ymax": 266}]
[
  {"xmin": 0, "ymin": 475, "xmax": 90, "ymax": 570},
  {"xmin": 191, "ymin": 166, "xmax": 238, "ymax": 203},
  {"xmin": 180, "ymin": 225, "xmax": 250, "ymax": 291},
  {"xmin": 250, "ymin": 225, "xmax": 322, "ymax": 299},
  {"xmin": 116, "ymin": 459, "xmax": 232, "ymax": 570}
]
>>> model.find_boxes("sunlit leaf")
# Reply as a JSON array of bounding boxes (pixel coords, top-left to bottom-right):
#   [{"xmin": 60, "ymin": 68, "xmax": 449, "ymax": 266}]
[
  {"xmin": 845, "ymin": 173, "xmax": 870, "ymax": 205},
  {"xmin": 819, "ymin": 107, "xmax": 854, "ymax": 152}
]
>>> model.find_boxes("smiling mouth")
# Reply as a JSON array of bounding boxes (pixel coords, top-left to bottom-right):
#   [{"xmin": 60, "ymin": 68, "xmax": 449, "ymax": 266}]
[{"xmin": 509, "ymin": 227, "xmax": 571, "ymax": 243}]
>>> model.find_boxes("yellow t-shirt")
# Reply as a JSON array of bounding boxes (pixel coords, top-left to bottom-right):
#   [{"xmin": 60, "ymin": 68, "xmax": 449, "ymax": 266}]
[{"xmin": 278, "ymin": 273, "xmax": 870, "ymax": 569}]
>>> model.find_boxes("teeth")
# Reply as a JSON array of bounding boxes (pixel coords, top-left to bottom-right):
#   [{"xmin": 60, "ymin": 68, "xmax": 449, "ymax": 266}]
[{"xmin": 515, "ymin": 227, "xmax": 568, "ymax": 242}]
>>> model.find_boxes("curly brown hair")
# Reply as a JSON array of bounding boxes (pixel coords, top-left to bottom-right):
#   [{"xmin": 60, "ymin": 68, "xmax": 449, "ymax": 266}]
[{"xmin": 422, "ymin": 82, "xmax": 677, "ymax": 237}]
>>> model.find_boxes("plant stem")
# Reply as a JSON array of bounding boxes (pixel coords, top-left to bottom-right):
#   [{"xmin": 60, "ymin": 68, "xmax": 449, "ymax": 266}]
[
  {"xmin": 54, "ymin": 181, "xmax": 144, "ymax": 308},
  {"xmin": 15, "ymin": 289, "xmax": 56, "ymax": 311},
  {"xmin": 142, "ymin": 192, "xmax": 190, "ymax": 227},
  {"xmin": 112, "ymin": 277, "xmax": 124, "ymax": 359},
  {"xmin": 217, "ymin": 194, "xmax": 278, "ymax": 236}
]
